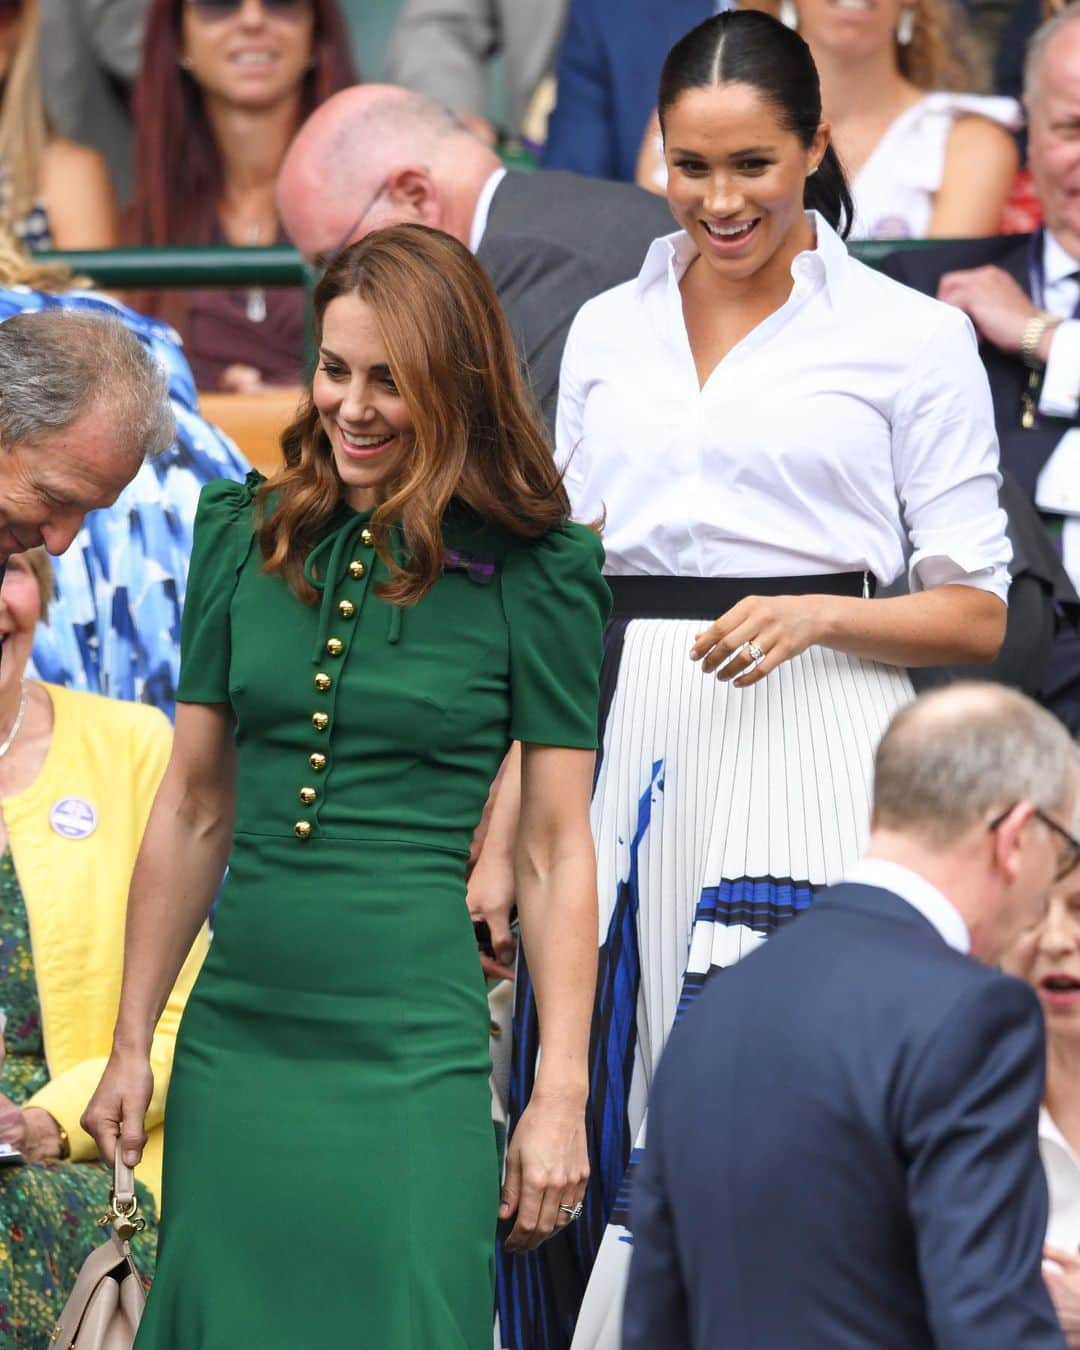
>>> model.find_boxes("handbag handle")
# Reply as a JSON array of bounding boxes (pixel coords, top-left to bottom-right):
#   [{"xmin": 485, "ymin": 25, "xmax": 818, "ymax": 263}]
[
  {"xmin": 102, "ymin": 1152, "xmax": 145, "ymax": 1242},
  {"xmin": 112, "ymin": 1153, "xmax": 136, "ymax": 1210}
]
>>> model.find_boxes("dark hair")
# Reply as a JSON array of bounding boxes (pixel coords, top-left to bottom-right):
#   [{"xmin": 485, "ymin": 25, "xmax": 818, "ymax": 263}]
[
  {"xmin": 658, "ymin": 10, "xmax": 853, "ymax": 239},
  {"xmin": 128, "ymin": 0, "xmax": 356, "ymax": 250},
  {"xmin": 258, "ymin": 225, "xmax": 572, "ymax": 606}
]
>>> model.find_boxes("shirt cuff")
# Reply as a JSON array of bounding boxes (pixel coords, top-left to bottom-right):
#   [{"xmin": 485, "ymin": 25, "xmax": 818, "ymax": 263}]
[{"xmin": 1039, "ymin": 320, "xmax": 1080, "ymax": 420}]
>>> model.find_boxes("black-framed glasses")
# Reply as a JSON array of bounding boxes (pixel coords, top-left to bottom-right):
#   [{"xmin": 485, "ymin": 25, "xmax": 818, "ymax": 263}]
[
  {"xmin": 185, "ymin": 0, "xmax": 310, "ymax": 21},
  {"xmin": 312, "ymin": 179, "xmax": 392, "ymax": 270},
  {"xmin": 989, "ymin": 804, "xmax": 1080, "ymax": 882}
]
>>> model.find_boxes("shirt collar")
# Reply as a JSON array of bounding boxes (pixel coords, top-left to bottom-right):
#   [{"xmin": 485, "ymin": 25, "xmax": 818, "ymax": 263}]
[
  {"xmin": 843, "ymin": 857, "xmax": 971, "ymax": 954},
  {"xmin": 634, "ymin": 210, "xmax": 841, "ymax": 302},
  {"xmin": 1044, "ymin": 227, "xmax": 1079, "ymax": 288},
  {"xmin": 469, "ymin": 167, "xmax": 507, "ymax": 254}
]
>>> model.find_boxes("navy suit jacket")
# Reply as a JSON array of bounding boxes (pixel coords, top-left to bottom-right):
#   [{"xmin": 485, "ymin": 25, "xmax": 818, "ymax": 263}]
[
  {"xmin": 624, "ymin": 882, "xmax": 1063, "ymax": 1350},
  {"xmin": 542, "ymin": 0, "xmax": 713, "ymax": 182}
]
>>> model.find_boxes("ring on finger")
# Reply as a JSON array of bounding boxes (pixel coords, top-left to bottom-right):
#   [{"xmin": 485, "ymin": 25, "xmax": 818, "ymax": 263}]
[
  {"xmin": 716, "ymin": 641, "xmax": 753, "ymax": 674},
  {"xmin": 558, "ymin": 1202, "xmax": 584, "ymax": 1222},
  {"xmin": 746, "ymin": 639, "xmax": 766, "ymax": 671}
]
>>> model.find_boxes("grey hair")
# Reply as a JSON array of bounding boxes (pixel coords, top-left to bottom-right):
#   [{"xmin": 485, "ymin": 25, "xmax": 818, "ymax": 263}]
[
  {"xmin": 1024, "ymin": 1, "xmax": 1080, "ymax": 103},
  {"xmin": 873, "ymin": 683, "xmax": 1076, "ymax": 848},
  {"xmin": 0, "ymin": 309, "xmax": 174, "ymax": 461}
]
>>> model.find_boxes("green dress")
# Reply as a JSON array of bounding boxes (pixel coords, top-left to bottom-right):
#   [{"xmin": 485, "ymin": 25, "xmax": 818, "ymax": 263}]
[
  {"xmin": 0, "ymin": 850, "xmax": 157, "ymax": 1348},
  {"xmin": 136, "ymin": 473, "xmax": 608, "ymax": 1349}
]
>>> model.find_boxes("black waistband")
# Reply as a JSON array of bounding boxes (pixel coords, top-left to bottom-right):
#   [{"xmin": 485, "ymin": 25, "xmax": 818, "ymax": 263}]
[{"xmin": 606, "ymin": 572, "xmax": 874, "ymax": 621}]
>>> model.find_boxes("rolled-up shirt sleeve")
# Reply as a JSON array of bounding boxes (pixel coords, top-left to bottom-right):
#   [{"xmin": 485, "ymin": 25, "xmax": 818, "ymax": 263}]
[
  {"xmin": 1039, "ymin": 319, "xmax": 1080, "ymax": 420},
  {"xmin": 892, "ymin": 308, "xmax": 1012, "ymax": 603}
]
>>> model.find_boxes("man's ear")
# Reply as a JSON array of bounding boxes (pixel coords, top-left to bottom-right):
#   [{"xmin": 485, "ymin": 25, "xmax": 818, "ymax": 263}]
[
  {"xmin": 386, "ymin": 167, "xmax": 442, "ymax": 227},
  {"xmin": 990, "ymin": 800, "xmax": 1037, "ymax": 886}
]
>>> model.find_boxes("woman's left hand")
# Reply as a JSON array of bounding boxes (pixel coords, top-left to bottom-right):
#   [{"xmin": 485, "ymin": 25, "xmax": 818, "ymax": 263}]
[
  {"xmin": 0, "ymin": 1098, "xmax": 62, "ymax": 1161},
  {"xmin": 500, "ymin": 1094, "xmax": 589, "ymax": 1253},
  {"xmin": 690, "ymin": 594, "xmax": 829, "ymax": 688}
]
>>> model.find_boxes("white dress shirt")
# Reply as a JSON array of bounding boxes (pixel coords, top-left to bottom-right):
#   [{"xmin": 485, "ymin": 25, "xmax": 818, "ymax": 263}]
[
  {"xmin": 556, "ymin": 213, "xmax": 1011, "ymax": 599},
  {"xmin": 1041, "ymin": 1107, "xmax": 1080, "ymax": 1252},
  {"xmin": 468, "ymin": 166, "xmax": 507, "ymax": 253},
  {"xmin": 1039, "ymin": 228, "xmax": 1080, "ymax": 422},
  {"xmin": 843, "ymin": 857, "xmax": 971, "ymax": 953}
]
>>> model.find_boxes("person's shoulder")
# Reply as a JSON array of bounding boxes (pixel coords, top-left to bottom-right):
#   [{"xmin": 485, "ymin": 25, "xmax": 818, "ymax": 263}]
[
  {"xmin": 507, "ymin": 521, "xmax": 605, "ymax": 575},
  {"xmin": 841, "ymin": 249, "xmax": 983, "ymax": 343},
  {"xmin": 197, "ymin": 469, "xmax": 264, "ymax": 518},
  {"xmin": 876, "ymin": 233, "xmax": 1028, "ymax": 291},
  {"xmin": 492, "ymin": 170, "xmax": 674, "ymax": 247},
  {"xmin": 44, "ymin": 683, "xmax": 171, "ymax": 742}
]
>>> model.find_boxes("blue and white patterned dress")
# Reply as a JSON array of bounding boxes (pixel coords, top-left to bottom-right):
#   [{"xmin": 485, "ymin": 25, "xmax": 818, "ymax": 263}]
[{"xmin": 0, "ymin": 287, "xmax": 250, "ymax": 717}]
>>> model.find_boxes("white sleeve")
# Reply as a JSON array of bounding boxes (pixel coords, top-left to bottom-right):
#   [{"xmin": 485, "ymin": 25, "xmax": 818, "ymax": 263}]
[
  {"xmin": 554, "ymin": 313, "xmax": 589, "ymax": 514},
  {"xmin": 1039, "ymin": 319, "xmax": 1080, "ymax": 420},
  {"xmin": 892, "ymin": 308, "xmax": 1012, "ymax": 603}
]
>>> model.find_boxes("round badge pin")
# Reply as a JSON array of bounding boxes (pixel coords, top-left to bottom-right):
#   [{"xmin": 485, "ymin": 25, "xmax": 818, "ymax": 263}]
[{"xmin": 49, "ymin": 797, "xmax": 97, "ymax": 840}]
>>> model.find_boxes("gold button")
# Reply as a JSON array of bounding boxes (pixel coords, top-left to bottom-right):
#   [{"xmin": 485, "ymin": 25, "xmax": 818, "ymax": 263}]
[
  {"xmin": 314, "ymin": 672, "xmax": 332, "ymax": 692},
  {"xmin": 325, "ymin": 637, "xmax": 344, "ymax": 657},
  {"xmin": 311, "ymin": 711, "xmax": 329, "ymax": 732},
  {"xmin": 308, "ymin": 752, "xmax": 327, "ymax": 772},
  {"xmin": 360, "ymin": 528, "xmax": 374, "ymax": 547},
  {"xmin": 294, "ymin": 820, "xmax": 312, "ymax": 840},
  {"xmin": 338, "ymin": 599, "xmax": 356, "ymax": 619},
  {"xmin": 349, "ymin": 560, "xmax": 366, "ymax": 579},
  {"xmin": 299, "ymin": 786, "xmax": 317, "ymax": 805}
]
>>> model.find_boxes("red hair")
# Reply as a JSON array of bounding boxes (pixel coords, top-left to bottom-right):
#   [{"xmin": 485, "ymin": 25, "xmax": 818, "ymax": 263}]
[{"xmin": 127, "ymin": 0, "xmax": 356, "ymax": 247}]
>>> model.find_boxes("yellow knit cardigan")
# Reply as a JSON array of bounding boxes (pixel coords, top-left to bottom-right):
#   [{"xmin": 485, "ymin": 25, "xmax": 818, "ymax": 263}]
[{"xmin": 5, "ymin": 683, "xmax": 208, "ymax": 1204}]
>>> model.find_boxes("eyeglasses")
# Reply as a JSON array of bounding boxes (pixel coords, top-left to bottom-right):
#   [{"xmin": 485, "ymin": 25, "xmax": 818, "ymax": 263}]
[
  {"xmin": 185, "ymin": 0, "xmax": 310, "ymax": 21},
  {"xmin": 312, "ymin": 179, "xmax": 392, "ymax": 270},
  {"xmin": 989, "ymin": 804, "xmax": 1080, "ymax": 882}
]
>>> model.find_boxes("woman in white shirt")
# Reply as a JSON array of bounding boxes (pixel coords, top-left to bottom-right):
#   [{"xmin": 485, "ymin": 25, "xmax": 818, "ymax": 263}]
[
  {"xmin": 1003, "ymin": 873, "xmax": 1080, "ymax": 1343},
  {"xmin": 636, "ymin": 0, "xmax": 1020, "ymax": 240},
  {"xmin": 496, "ymin": 11, "xmax": 1010, "ymax": 1349}
]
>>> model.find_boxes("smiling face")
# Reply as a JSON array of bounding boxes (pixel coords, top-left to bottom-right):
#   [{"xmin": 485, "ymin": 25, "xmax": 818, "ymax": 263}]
[
  {"xmin": 1028, "ymin": 20, "xmax": 1080, "ymax": 261},
  {"xmin": 0, "ymin": 549, "xmax": 44, "ymax": 684},
  {"xmin": 663, "ymin": 81, "xmax": 825, "ymax": 285},
  {"xmin": 792, "ymin": 0, "xmax": 912, "ymax": 66},
  {"xmin": 0, "ymin": 401, "xmax": 140, "ymax": 558},
  {"xmin": 312, "ymin": 294, "xmax": 414, "ymax": 511},
  {"xmin": 180, "ymin": 0, "xmax": 314, "ymax": 112}
]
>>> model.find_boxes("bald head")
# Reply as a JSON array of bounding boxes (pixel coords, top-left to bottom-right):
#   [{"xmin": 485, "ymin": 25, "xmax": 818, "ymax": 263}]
[
  {"xmin": 277, "ymin": 85, "xmax": 503, "ymax": 262},
  {"xmin": 872, "ymin": 683, "xmax": 1077, "ymax": 849}
]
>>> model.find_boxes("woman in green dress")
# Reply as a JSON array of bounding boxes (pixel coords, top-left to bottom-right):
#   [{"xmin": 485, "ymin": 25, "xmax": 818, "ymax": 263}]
[{"xmin": 82, "ymin": 224, "xmax": 609, "ymax": 1347}]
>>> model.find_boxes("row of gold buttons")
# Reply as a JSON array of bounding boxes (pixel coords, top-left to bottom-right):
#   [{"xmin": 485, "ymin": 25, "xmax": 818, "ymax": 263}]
[{"xmin": 294, "ymin": 528, "xmax": 374, "ymax": 840}]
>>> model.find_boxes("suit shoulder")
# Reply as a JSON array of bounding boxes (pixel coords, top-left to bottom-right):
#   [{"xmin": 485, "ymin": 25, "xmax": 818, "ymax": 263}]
[{"xmin": 877, "ymin": 234, "xmax": 1030, "ymax": 294}]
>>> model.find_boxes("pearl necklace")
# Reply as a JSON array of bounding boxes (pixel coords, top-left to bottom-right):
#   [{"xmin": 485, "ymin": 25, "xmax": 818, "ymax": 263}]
[{"xmin": 0, "ymin": 680, "xmax": 29, "ymax": 759}]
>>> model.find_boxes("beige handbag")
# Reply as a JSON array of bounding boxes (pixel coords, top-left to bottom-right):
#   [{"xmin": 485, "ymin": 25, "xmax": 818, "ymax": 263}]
[{"xmin": 50, "ymin": 1155, "xmax": 147, "ymax": 1350}]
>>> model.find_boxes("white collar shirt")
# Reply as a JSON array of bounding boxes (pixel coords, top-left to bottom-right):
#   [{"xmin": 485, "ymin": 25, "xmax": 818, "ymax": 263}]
[
  {"xmin": 1040, "ymin": 1106, "xmax": 1080, "ymax": 1252},
  {"xmin": 555, "ymin": 212, "xmax": 1010, "ymax": 598},
  {"xmin": 1038, "ymin": 228, "xmax": 1080, "ymax": 422},
  {"xmin": 844, "ymin": 857, "xmax": 971, "ymax": 954},
  {"xmin": 469, "ymin": 167, "xmax": 507, "ymax": 254}
]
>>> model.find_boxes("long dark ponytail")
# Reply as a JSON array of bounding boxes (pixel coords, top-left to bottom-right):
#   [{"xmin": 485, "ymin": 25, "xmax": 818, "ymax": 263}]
[{"xmin": 658, "ymin": 9, "xmax": 854, "ymax": 239}]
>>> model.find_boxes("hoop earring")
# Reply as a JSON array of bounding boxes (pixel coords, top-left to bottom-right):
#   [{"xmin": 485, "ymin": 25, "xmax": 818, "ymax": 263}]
[
  {"xmin": 896, "ymin": 8, "xmax": 915, "ymax": 45},
  {"xmin": 780, "ymin": 0, "xmax": 798, "ymax": 28}
]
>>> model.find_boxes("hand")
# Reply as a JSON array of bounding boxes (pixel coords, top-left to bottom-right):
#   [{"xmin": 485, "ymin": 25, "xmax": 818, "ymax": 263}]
[
  {"xmin": 690, "ymin": 594, "xmax": 828, "ymax": 688},
  {"xmin": 218, "ymin": 363, "xmax": 268, "ymax": 395},
  {"xmin": 467, "ymin": 842, "xmax": 517, "ymax": 982},
  {"xmin": 1044, "ymin": 1246, "xmax": 1080, "ymax": 1345},
  {"xmin": 936, "ymin": 266, "xmax": 1041, "ymax": 355},
  {"xmin": 0, "ymin": 1092, "xmax": 25, "ymax": 1154},
  {"xmin": 500, "ymin": 1092, "xmax": 589, "ymax": 1252},
  {"xmin": 81, "ymin": 1048, "xmax": 154, "ymax": 1168}
]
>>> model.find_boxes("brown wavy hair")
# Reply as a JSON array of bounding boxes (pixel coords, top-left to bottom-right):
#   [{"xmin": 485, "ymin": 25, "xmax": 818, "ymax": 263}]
[
  {"xmin": 258, "ymin": 224, "xmax": 571, "ymax": 606},
  {"xmin": 747, "ymin": 0, "xmax": 983, "ymax": 90}
]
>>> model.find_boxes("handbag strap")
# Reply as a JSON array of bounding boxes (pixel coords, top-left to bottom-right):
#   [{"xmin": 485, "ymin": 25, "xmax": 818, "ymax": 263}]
[
  {"xmin": 112, "ymin": 1154, "xmax": 136, "ymax": 1211},
  {"xmin": 103, "ymin": 1153, "xmax": 145, "ymax": 1242}
]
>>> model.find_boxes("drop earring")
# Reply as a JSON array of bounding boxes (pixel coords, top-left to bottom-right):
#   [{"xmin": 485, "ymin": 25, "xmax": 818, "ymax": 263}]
[
  {"xmin": 896, "ymin": 8, "xmax": 915, "ymax": 45},
  {"xmin": 780, "ymin": 0, "xmax": 799, "ymax": 28}
]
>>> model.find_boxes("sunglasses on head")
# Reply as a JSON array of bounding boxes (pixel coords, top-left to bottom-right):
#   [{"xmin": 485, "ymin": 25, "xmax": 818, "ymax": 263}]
[{"xmin": 185, "ymin": 0, "xmax": 309, "ymax": 19}]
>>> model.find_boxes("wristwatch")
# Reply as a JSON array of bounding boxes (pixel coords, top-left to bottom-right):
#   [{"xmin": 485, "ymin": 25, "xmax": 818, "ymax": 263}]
[
  {"xmin": 52, "ymin": 1116, "xmax": 70, "ymax": 1160},
  {"xmin": 1020, "ymin": 310, "xmax": 1060, "ymax": 369}
]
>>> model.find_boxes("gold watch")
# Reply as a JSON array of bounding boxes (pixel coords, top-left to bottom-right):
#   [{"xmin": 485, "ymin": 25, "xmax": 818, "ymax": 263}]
[{"xmin": 1020, "ymin": 311, "xmax": 1060, "ymax": 369}]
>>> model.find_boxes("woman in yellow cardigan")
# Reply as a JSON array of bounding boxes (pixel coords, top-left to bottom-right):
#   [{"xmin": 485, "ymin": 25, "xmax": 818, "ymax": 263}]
[{"xmin": 0, "ymin": 546, "xmax": 206, "ymax": 1346}]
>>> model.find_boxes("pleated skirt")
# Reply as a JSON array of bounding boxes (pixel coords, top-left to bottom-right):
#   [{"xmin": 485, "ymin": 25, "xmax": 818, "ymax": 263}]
[{"xmin": 496, "ymin": 617, "xmax": 914, "ymax": 1350}]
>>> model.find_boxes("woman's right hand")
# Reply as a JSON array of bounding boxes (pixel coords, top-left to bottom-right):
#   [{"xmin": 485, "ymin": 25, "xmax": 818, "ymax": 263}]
[{"xmin": 81, "ymin": 1048, "xmax": 154, "ymax": 1167}]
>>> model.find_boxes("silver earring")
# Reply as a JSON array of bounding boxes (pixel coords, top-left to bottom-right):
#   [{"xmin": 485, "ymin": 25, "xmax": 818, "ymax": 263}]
[
  {"xmin": 896, "ymin": 8, "xmax": 915, "ymax": 45},
  {"xmin": 780, "ymin": 0, "xmax": 798, "ymax": 28}
]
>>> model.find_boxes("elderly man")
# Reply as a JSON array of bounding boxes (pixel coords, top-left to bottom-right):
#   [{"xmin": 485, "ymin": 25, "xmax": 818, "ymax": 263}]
[
  {"xmin": 883, "ymin": 4, "xmax": 1080, "ymax": 723},
  {"xmin": 625, "ymin": 683, "xmax": 1076, "ymax": 1350},
  {"xmin": 0, "ymin": 308, "xmax": 172, "ymax": 568},
  {"xmin": 276, "ymin": 85, "xmax": 674, "ymax": 428}
]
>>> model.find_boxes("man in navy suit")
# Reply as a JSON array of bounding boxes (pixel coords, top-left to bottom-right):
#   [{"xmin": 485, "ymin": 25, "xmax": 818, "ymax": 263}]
[
  {"xmin": 625, "ymin": 683, "xmax": 1079, "ymax": 1349},
  {"xmin": 541, "ymin": 0, "xmax": 721, "ymax": 182}
]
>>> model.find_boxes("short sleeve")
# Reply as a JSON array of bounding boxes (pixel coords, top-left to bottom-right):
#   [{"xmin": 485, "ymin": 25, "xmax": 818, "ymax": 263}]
[
  {"xmin": 891, "ymin": 307, "xmax": 1012, "ymax": 603},
  {"xmin": 504, "ymin": 523, "xmax": 610, "ymax": 748},
  {"xmin": 175, "ymin": 472, "xmax": 262, "ymax": 704}
]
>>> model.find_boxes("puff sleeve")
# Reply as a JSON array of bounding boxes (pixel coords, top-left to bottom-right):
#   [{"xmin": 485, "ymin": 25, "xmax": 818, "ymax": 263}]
[
  {"xmin": 503, "ymin": 523, "xmax": 611, "ymax": 748},
  {"xmin": 175, "ymin": 471, "xmax": 263, "ymax": 704}
]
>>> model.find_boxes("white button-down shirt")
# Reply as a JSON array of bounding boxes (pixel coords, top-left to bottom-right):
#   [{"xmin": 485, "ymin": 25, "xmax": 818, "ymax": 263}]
[
  {"xmin": 844, "ymin": 857, "xmax": 971, "ymax": 954},
  {"xmin": 555, "ymin": 213, "xmax": 1011, "ymax": 599},
  {"xmin": 1041, "ymin": 1107, "xmax": 1080, "ymax": 1252},
  {"xmin": 468, "ymin": 167, "xmax": 507, "ymax": 254}
]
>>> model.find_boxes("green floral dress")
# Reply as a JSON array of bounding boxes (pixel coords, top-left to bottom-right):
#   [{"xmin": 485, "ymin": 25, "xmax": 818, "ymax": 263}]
[{"xmin": 0, "ymin": 851, "xmax": 158, "ymax": 1347}]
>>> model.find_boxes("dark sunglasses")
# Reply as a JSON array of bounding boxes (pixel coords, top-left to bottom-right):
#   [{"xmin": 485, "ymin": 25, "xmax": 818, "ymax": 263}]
[
  {"xmin": 989, "ymin": 804, "xmax": 1080, "ymax": 883},
  {"xmin": 185, "ymin": 0, "xmax": 309, "ymax": 20}
]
